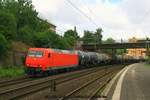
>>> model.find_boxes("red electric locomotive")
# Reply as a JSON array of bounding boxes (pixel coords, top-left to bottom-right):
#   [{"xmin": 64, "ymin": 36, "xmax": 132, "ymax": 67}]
[{"xmin": 25, "ymin": 48, "xmax": 78, "ymax": 75}]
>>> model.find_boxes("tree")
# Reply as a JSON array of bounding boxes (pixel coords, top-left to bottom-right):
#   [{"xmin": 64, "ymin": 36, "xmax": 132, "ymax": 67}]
[
  {"xmin": 95, "ymin": 28, "xmax": 103, "ymax": 44},
  {"xmin": 0, "ymin": 34, "xmax": 9, "ymax": 58},
  {"xmin": 58, "ymin": 37, "xmax": 72, "ymax": 49},
  {"xmin": 36, "ymin": 19, "xmax": 50, "ymax": 32},
  {"xmin": 33, "ymin": 31, "xmax": 50, "ymax": 47},
  {"xmin": 18, "ymin": 25, "xmax": 33, "ymax": 44},
  {"xmin": 102, "ymin": 37, "xmax": 115, "ymax": 54},
  {"xmin": 64, "ymin": 28, "xmax": 79, "ymax": 40},
  {"xmin": 0, "ymin": 0, "xmax": 3, "ymax": 9},
  {"xmin": 33, "ymin": 31, "xmax": 67, "ymax": 49},
  {"xmin": 64, "ymin": 28, "xmax": 79, "ymax": 49},
  {"xmin": 16, "ymin": 0, "xmax": 38, "ymax": 33},
  {"xmin": 103, "ymin": 37, "xmax": 115, "ymax": 44},
  {"xmin": 82, "ymin": 30, "xmax": 95, "ymax": 44},
  {"xmin": 0, "ymin": 11, "xmax": 17, "ymax": 40},
  {"xmin": 64, "ymin": 36, "xmax": 76, "ymax": 49},
  {"xmin": 0, "ymin": 0, "xmax": 50, "ymax": 41},
  {"xmin": 3, "ymin": 0, "xmax": 40, "ymax": 34},
  {"xmin": 82, "ymin": 28, "xmax": 103, "ymax": 45}
]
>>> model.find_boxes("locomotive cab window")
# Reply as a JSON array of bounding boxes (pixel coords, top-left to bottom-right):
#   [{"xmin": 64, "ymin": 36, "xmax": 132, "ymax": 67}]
[
  {"xmin": 28, "ymin": 51, "xmax": 43, "ymax": 57},
  {"xmin": 28, "ymin": 51, "xmax": 36, "ymax": 57},
  {"xmin": 36, "ymin": 51, "xmax": 43, "ymax": 57}
]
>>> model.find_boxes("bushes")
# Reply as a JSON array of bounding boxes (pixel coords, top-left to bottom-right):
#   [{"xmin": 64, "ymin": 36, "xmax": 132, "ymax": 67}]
[
  {"xmin": 33, "ymin": 31, "xmax": 74, "ymax": 49},
  {"xmin": 0, "ymin": 66, "xmax": 25, "ymax": 78},
  {"xmin": 0, "ymin": 11, "xmax": 17, "ymax": 40},
  {"xmin": 33, "ymin": 31, "xmax": 50, "ymax": 47},
  {"xmin": 0, "ymin": 34, "xmax": 9, "ymax": 58},
  {"xmin": 18, "ymin": 25, "xmax": 34, "ymax": 44}
]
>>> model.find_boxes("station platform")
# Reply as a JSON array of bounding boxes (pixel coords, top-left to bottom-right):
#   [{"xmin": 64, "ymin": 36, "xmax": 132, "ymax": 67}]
[{"xmin": 100, "ymin": 63, "xmax": 150, "ymax": 100}]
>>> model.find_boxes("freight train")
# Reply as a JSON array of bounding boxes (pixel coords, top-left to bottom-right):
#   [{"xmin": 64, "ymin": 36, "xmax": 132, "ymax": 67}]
[{"xmin": 25, "ymin": 48, "xmax": 143, "ymax": 76}]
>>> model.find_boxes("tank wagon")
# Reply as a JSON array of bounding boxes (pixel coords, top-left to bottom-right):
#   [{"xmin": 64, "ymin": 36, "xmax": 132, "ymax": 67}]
[{"xmin": 116, "ymin": 55, "xmax": 145, "ymax": 63}]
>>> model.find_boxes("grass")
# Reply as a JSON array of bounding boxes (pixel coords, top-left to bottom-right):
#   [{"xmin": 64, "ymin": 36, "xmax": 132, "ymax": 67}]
[{"xmin": 0, "ymin": 66, "xmax": 25, "ymax": 78}]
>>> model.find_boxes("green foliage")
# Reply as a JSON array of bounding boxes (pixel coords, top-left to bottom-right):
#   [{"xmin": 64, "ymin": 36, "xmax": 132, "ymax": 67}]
[
  {"xmin": 0, "ymin": 0, "xmax": 53, "ymax": 45},
  {"xmin": 82, "ymin": 30, "xmax": 96, "ymax": 44},
  {"xmin": 0, "ymin": 34, "xmax": 9, "ymax": 58},
  {"xmin": 36, "ymin": 19, "xmax": 50, "ymax": 32},
  {"xmin": 102, "ymin": 37, "xmax": 115, "ymax": 54},
  {"xmin": 64, "ymin": 29, "xmax": 79, "ymax": 39},
  {"xmin": 18, "ymin": 25, "xmax": 33, "ymax": 44},
  {"xmin": 103, "ymin": 37, "xmax": 115, "ymax": 44},
  {"xmin": 116, "ymin": 49, "xmax": 126, "ymax": 55},
  {"xmin": 33, "ymin": 31, "xmax": 50, "ymax": 47},
  {"xmin": 0, "ymin": 11, "xmax": 17, "ymax": 40},
  {"xmin": 95, "ymin": 28, "xmax": 103, "ymax": 44},
  {"xmin": 0, "ymin": 66, "xmax": 24, "ymax": 78},
  {"xmin": 58, "ymin": 37, "xmax": 72, "ymax": 49},
  {"xmin": 82, "ymin": 28, "xmax": 103, "ymax": 45},
  {"xmin": 33, "ymin": 31, "xmax": 64, "ymax": 49},
  {"xmin": 16, "ymin": 0, "xmax": 38, "ymax": 30},
  {"xmin": 64, "ymin": 36, "xmax": 76, "ymax": 49},
  {"xmin": 0, "ymin": 0, "xmax": 3, "ymax": 9},
  {"xmin": 64, "ymin": 29, "xmax": 79, "ymax": 49}
]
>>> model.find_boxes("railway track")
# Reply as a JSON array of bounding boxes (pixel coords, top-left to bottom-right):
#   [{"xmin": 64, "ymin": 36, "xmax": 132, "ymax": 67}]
[
  {"xmin": 27, "ymin": 65, "xmax": 123, "ymax": 100},
  {"xmin": 87, "ymin": 69, "xmax": 119, "ymax": 100},
  {"xmin": 58, "ymin": 67, "xmax": 119, "ymax": 100},
  {"xmin": 0, "ymin": 66, "xmax": 111, "ymax": 100},
  {"xmin": 0, "ymin": 76, "xmax": 28, "ymax": 84},
  {"xmin": 59, "ymin": 69, "xmax": 118, "ymax": 100},
  {"xmin": 0, "ymin": 76, "xmax": 32, "ymax": 88}
]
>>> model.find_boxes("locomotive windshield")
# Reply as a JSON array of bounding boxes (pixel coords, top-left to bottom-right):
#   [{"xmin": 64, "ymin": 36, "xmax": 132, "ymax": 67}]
[
  {"xmin": 36, "ymin": 51, "xmax": 43, "ymax": 57},
  {"xmin": 28, "ymin": 50, "xmax": 43, "ymax": 57}
]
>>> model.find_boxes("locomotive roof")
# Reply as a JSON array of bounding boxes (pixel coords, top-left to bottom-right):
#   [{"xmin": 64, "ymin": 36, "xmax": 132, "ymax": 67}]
[
  {"xmin": 28, "ymin": 48, "xmax": 77, "ymax": 54},
  {"xmin": 29, "ymin": 48, "xmax": 53, "ymax": 52}
]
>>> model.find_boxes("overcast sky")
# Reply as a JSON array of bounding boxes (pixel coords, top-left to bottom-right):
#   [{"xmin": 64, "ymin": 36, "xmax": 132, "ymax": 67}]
[{"xmin": 32, "ymin": 0, "xmax": 150, "ymax": 40}]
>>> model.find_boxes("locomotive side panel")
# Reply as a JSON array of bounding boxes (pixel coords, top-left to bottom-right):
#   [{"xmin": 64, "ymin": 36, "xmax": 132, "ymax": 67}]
[{"xmin": 51, "ymin": 52, "xmax": 78, "ymax": 68}]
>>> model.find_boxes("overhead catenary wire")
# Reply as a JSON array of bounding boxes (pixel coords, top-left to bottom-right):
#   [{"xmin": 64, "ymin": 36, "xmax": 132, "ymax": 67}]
[
  {"xmin": 56, "ymin": 0, "xmax": 100, "ymax": 36},
  {"xmin": 79, "ymin": 0, "xmax": 97, "ymax": 18},
  {"xmin": 65, "ymin": 0, "xmax": 98, "ymax": 28}
]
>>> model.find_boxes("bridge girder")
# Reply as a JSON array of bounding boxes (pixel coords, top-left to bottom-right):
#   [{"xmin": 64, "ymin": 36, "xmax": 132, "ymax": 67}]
[{"xmin": 82, "ymin": 43, "xmax": 150, "ymax": 51}]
